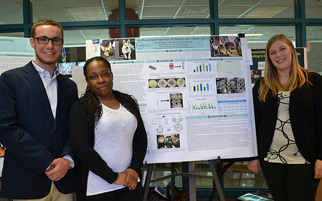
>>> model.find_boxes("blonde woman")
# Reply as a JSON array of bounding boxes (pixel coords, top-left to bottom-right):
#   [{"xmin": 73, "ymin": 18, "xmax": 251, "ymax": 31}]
[{"xmin": 248, "ymin": 34, "xmax": 322, "ymax": 201}]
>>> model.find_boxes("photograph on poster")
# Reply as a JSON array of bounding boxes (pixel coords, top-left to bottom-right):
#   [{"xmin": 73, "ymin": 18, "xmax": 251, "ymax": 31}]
[
  {"xmin": 100, "ymin": 38, "xmax": 136, "ymax": 60},
  {"xmin": 147, "ymin": 92, "xmax": 187, "ymax": 111},
  {"xmin": 157, "ymin": 134, "xmax": 180, "ymax": 149},
  {"xmin": 148, "ymin": 78, "xmax": 186, "ymax": 88},
  {"xmin": 119, "ymin": 39, "xmax": 136, "ymax": 60},
  {"xmin": 228, "ymin": 77, "xmax": 246, "ymax": 93},
  {"xmin": 251, "ymin": 70, "xmax": 260, "ymax": 79},
  {"xmin": 216, "ymin": 77, "xmax": 245, "ymax": 94},
  {"xmin": 210, "ymin": 36, "xmax": 242, "ymax": 57},
  {"xmin": 100, "ymin": 39, "xmax": 117, "ymax": 60},
  {"xmin": 170, "ymin": 93, "xmax": 183, "ymax": 108}
]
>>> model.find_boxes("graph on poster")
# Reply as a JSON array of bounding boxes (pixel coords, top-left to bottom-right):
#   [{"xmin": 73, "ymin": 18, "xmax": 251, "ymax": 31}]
[{"xmin": 191, "ymin": 63, "xmax": 212, "ymax": 73}]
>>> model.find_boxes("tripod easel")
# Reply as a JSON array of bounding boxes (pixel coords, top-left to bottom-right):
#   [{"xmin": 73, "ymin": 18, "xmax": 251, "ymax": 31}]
[{"xmin": 143, "ymin": 157, "xmax": 227, "ymax": 201}]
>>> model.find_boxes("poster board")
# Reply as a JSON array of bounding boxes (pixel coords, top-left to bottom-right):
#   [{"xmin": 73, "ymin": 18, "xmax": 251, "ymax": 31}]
[
  {"xmin": 0, "ymin": 36, "xmax": 35, "ymax": 75},
  {"xmin": 85, "ymin": 35, "xmax": 257, "ymax": 164}
]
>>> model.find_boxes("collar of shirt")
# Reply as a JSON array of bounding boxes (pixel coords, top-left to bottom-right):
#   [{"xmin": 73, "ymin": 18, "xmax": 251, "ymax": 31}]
[{"xmin": 32, "ymin": 61, "xmax": 60, "ymax": 80}]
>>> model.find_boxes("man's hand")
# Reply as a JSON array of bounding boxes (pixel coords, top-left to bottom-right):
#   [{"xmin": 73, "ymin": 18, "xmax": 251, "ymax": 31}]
[
  {"xmin": 124, "ymin": 168, "xmax": 138, "ymax": 190},
  {"xmin": 45, "ymin": 158, "xmax": 70, "ymax": 181}
]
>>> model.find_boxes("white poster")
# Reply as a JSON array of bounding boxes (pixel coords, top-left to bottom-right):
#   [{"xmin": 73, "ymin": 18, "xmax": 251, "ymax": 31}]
[
  {"xmin": 86, "ymin": 35, "xmax": 257, "ymax": 164},
  {"xmin": 0, "ymin": 37, "xmax": 35, "ymax": 75}
]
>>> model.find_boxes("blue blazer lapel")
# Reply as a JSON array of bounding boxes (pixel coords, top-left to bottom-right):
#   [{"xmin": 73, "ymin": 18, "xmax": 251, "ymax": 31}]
[{"xmin": 24, "ymin": 62, "xmax": 54, "ymax": 122}]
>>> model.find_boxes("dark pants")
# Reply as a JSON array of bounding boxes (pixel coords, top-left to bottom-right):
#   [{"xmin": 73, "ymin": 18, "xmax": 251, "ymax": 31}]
[
  {"xmin": 261, "ymin": 160, "xmax": 320, "ymax": 201},
  {"xmin": 86, "ymin": 183, "xmax": 143, "ymax": 201}
]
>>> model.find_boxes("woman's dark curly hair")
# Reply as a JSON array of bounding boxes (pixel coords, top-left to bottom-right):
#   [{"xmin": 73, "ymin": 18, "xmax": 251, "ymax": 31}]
[{"xmin": 81, "ymin": 56, "xmax": 142, "ymax": 126}]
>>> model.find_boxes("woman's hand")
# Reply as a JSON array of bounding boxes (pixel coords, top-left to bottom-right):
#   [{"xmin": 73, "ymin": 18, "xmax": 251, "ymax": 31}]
[
  {"xmin": 113, "ymin": 172, "xmax": 127, "ymax": 186},
  {"xmin": 247, "ymin": 159, "xmax": 260, "ymax": 173},
  {"xmin": 124, "ymin": 168, "xmax": 139, "ymax": 190},
  {"xmin": 314, "ymin": 159, "xmax": 322, "ymax": 179}
]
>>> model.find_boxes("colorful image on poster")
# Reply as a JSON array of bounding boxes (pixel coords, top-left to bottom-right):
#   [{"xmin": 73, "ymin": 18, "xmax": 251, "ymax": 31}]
[
  {"xmin": 100, "ymin": 38, "xmax": 136, "ymax": 61},
  {"xmin": 157, "ymin": 134, "xmax": 180, "ymax": 149},
  {"xmin": 100, "ymin": 39, "xmax": 117, "ymax": 60},
  {"xmin": 119, "ymin": 39, "xmax": 136, "ymax": 60},
  {"xmin": 148, "ymin": 78, "xmax": 186, "ymax": 88},
  {"xmin": 209, "ymin": 36, "xmax": 242, "ymax": 57},
  {"xmin": 216, "ymin": 77, "xmax": 245, "ymax": 94}
]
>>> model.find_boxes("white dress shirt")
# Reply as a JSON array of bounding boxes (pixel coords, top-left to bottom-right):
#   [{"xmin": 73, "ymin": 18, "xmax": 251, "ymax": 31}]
[{"xmin": 32, "ymin": 62, "xmax": 74, "ymax": 168}]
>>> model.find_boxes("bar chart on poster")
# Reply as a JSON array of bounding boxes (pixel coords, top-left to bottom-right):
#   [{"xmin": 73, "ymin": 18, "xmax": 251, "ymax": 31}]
[{"xmin": 85, "ymin": 35, "xmax": 257, "ymax": 164}]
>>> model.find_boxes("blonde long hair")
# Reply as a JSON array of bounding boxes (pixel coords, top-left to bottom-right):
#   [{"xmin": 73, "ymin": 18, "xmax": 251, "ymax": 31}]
[{"xmin": 258, "ymin": 34, "xmax": 310, "ymax": 101}]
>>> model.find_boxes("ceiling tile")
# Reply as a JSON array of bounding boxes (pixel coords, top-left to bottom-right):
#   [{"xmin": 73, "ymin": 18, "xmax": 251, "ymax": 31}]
[
  {"xmin": 243, "ymin": 7, "xmax": 288, "ymax": 18},
  {"xmin": 142, "ymin": 7, "xmax": 179, "ymax": 18},
  {"xmin": 176, "ymin": 6, "xmax": 209, "ymax": 19},
  {"xmin": 67, "ymin": 7, "xmax": 107, "ymax": 21},
  {"xmin": 33, "ymin": 8, "xmax": 73, "ymax": 22}
]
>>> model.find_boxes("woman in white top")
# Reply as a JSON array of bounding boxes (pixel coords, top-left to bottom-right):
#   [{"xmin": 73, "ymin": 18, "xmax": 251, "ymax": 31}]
[
  {"xmin": 69, "ymin": 56, "xmax": 147, "ymax": 201},
  {"xmin": 248, "ymin": 34, "xmax": 322, "ymax": 201}
]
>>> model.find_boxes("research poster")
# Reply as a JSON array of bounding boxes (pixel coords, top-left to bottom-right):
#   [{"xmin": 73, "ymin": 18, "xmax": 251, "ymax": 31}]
[
  {"xmin": 85, "ymin": 35, "xmax": 258, "ymax": 164},
  {"xmin": 0, "ymin": 37, "xmax": 35, "ymax": 75}
]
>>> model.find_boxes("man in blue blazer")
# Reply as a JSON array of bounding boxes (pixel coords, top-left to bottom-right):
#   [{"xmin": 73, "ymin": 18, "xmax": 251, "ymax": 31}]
[{"xmin": 0, "ymin": 19, "xmax": 78, "ymax": 200}]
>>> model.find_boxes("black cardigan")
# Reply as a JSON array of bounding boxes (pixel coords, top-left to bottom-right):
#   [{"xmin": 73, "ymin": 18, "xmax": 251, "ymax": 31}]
[
  {"xmin": 253, "ymin": 71, "xmax": 322, "ymax": 163},
  {"xmin": 68, "ymin": 91, "xmax": 147, "ymax": 200}
]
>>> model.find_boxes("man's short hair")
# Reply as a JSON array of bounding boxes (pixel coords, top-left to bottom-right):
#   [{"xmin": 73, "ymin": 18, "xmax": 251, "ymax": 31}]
[{"xmin": 31, "ymin": 19, "xmax": 63, "ymax": 38}]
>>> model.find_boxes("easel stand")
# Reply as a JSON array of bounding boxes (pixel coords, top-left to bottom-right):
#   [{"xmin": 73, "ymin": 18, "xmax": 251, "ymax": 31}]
[{"xmin": 143, "ymin": 158, "xmax": 226, "ymax": 201}]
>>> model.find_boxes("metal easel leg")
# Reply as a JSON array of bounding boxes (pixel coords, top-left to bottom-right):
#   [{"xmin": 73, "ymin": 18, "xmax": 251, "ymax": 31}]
[
  {"xmin": 143, "ymin": 163, "xmax": 154, "ymax": 201},
  {"xmin": 208, "ymin": 159, "xmax": 226, "ymax": 201},
  {"xmin": 170, "ymin": 163, "xmax": 176, "ymax": 201}
]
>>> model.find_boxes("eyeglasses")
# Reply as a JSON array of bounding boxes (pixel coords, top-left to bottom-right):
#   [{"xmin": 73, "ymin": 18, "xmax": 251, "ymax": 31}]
[{"xmin": 34, "ymin": 36, "xmax": 63, "ymax": 45}]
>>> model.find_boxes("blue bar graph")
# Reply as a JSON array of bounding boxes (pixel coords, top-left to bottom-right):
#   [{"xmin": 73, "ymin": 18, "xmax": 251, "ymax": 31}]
[
  {"xmin": 193, "ymin": 83, "xmax": 210, "ymax": 91},
  {"xmin": 193, "ymin": 63, "xmax": 212, "ymax": 73}
]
